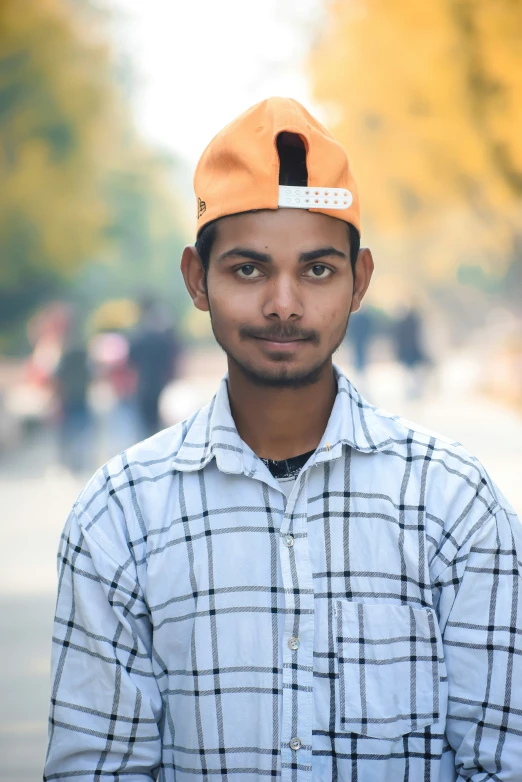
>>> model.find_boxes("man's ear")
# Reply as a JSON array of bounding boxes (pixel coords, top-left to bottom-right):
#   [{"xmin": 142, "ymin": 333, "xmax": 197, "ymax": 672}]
[
  {"xmin": 180, "ymin": 246, "xmax": 210, "ymax": 312},
  {"xmin": 350, "ymin": 247, "xmax": 374, "ymax": 314}
]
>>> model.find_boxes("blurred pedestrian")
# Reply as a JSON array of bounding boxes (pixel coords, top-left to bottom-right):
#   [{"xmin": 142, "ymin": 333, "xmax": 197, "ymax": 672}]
[
  {"xmin": 346, "ymin": 306, "xmax": 376, "ymax": 373},
  {"xmin": 128, "ymin": 296, "xmax": 181, "ymax": 437},
  {"xmin": 88, "ymin": 330, "xmax": 140, "ymax": 459},
  {"xmin": 54, "ymin": 330, "xmax": 94, "ymax": 474},
  {"xmin": 392, "ymin": 305, "xmax": 430, "ymax": 397}
]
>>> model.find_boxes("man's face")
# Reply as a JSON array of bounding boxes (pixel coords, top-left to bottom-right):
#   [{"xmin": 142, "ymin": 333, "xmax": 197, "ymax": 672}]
[{"xmin": 182, "ymin": 208, "xmax": 372, "ymax": 388}]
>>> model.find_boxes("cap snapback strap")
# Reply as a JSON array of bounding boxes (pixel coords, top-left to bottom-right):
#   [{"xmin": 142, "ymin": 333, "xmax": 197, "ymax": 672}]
[{"xmin": 278, "ymin": 186, "xmax": 353, "ymax": 210}]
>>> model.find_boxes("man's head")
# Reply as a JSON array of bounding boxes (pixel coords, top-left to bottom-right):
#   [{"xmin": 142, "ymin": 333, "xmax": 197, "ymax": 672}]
[{"xmin": 181, "ymin": 97, "xmax": 373, "ymax": 388}]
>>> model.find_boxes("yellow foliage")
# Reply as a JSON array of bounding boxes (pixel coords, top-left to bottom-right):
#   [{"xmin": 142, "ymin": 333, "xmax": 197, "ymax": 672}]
[
  {"xmin": 0, "ymin": 0, "xmax": 188, "ymax": 341},
  {"xmin": 88, "ymin": 299, "xmax": 140, "ymax": 334},
  {"xmin": 0, "ymin": 0, "xmax": 122, "ymax": 286},
  {"xmin": 310, "ymin": 0, "xmax": 522, "ymax": 284}
]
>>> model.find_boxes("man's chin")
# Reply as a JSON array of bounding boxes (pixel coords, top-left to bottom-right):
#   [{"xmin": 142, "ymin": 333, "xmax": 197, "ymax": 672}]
[{"xmin": 229, "ymin": 354, "xmax": 329, "ymax": 389}]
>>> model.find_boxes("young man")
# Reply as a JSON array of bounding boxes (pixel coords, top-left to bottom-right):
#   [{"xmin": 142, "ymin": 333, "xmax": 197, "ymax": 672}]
[{"xmin": 44, "ymin": 98, "xmax": 522, "ymax": 781}]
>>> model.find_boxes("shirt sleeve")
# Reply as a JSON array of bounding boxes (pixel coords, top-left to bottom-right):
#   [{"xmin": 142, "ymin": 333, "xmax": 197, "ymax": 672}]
[
  {"xmin": 44, "ymin": 508, "xmax": 162, "ymax": 781},
  {"xmin": 439, "ymin": 502, "xmax": 522, "ymax": 779}
]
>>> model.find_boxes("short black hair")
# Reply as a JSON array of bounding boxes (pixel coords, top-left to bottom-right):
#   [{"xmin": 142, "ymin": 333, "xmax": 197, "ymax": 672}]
[{"xmin": 195, "ymin": 131, "xmax": 360, "ymax": 283}]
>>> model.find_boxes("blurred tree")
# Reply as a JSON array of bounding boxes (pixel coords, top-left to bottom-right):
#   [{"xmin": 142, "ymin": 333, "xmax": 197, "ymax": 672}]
[
  {"xmin": 0, "ymin": 0, "xmax": 188, "ymax": 349},
  {"xmin": 310, "ymin": 0, "xmax": 522, "ymax": 302},
  {"xmin": 74, "ymin": 146, "xmax": 189, "ymax": 329},
  {"xmin": 0, "ymin": 0, "xmax": 114, "ymax": 326}
]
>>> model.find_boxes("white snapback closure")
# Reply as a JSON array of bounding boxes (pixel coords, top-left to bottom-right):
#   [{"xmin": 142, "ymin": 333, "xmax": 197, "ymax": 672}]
[{"xmin": 278, "ymin": 186, "xmax": 353, "ymax": 210}]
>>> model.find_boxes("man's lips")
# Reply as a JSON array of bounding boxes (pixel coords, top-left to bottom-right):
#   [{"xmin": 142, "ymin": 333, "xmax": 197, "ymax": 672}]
[
  {"xmin": 255, "ymin": 336, "xmax": 307, "ymax": 343},
  {"xmin": 252, "ymin": 335, "xmax": 309, "ymax": 350},
  {"xmin": 240, "ymin": 325, "xmax": 318, "ymax": 344}
]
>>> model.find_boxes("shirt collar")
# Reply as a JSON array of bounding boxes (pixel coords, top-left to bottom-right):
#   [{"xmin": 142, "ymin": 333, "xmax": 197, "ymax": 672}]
[{"xmin": 171, "ymin": 365, "xmax": 396, "ymax": 475}]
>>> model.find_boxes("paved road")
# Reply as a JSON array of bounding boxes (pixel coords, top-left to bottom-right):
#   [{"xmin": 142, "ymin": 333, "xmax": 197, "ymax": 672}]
[{"xmin": 1, "ymin": 354, "xmax": 521, "ymax": 781}]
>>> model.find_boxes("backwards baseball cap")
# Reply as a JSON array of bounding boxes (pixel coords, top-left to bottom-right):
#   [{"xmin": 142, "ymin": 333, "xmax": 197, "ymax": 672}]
[{"xmin": 194, "ymin": 96, "xmax": 360, "ymax": 236}]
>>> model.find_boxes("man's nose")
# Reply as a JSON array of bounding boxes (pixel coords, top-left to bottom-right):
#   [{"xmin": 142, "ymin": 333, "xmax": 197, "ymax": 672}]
[{"xmin": 261, "ymin": 273, "xmax": 304, "ymax": 320}]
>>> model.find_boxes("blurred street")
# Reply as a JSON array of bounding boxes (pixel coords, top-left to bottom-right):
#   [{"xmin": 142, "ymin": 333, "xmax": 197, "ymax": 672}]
[{"xmin": 1, "ymin": 350, "xmax": 521, "ymax": 781}]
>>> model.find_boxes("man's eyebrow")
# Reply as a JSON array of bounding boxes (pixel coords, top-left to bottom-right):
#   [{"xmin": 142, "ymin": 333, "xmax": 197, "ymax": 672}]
[
  {"xmin": 298, "ymin": 247, "xmax": 347, "ymax": 263},
  {"xmin": 216, "ymin": 246, "xmax": 347, "ymax": 264},
  {"xmin": 216, "ymin": 248, "xmax": 271, "ymax": 264}
]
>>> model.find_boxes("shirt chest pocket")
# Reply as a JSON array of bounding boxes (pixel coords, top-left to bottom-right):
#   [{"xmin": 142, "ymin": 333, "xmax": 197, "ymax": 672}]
[{"xmin": 336, "ymin": 600, "xmax": 440, "ymax": 740}]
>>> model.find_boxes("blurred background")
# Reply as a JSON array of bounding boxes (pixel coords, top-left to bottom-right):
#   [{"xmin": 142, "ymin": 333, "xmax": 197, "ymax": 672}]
[{"xmin": 0, "ymin": 0, "xmax": 521, "ymax": 778}]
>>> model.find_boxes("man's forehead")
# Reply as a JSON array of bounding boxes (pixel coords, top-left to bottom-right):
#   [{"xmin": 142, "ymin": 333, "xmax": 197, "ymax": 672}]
[{"xmin": 212, "ymin": 208, "xmax": 351, "ymax": 253}]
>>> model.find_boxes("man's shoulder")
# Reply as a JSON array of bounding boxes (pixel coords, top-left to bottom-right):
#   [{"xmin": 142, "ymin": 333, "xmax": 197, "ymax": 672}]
[
  {"xmin": 368, "ymin": 404, "xmax": 510, "ymax": 508},
  {"xmin": 72, "ymin": 404, "xmax": 211, "ymax": 525},
  {"xmin": 367, "ymin": 406, "xmax": 522, "ymax": 578},
  {"xmin": 369, "ymin": 402, "xmax": 475, "ymax": 462},
  {"xmin": 124, "ymin": 410, "xmax": 203, "ymax": 473}
]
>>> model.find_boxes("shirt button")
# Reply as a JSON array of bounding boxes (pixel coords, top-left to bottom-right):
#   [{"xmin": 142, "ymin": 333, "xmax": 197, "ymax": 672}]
[
  {"xmin": 283, "ymin": 534, "xmax": 294, "ymax": 547},
  {"xmin": 288, "ymin": 636, "xmax": 300, "ymax": 651},
  {"xmin": 289, "ymin": 736, "xmax": 302, "ymax": 751}
]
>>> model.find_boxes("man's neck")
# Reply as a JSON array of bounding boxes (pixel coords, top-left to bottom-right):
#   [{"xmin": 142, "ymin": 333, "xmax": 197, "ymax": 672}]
[{"xmin": 226, "ymin": 361, "xmax": 338, "ymax": 461}]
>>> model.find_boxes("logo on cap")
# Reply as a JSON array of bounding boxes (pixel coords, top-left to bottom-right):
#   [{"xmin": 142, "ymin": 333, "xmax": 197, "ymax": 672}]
[{"xmin": 198, "ymin": 197, "xmax": 207, "ymax": 218}]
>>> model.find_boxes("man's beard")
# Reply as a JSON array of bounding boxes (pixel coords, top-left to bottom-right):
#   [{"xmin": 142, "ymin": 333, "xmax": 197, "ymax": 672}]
[
  {"xmin": 227, "ymin": 351, "xmax": 331, "ymax": 389},
  {"xmin": 208, "ymin": 307, "xmax": 351, "ymax": 389}
]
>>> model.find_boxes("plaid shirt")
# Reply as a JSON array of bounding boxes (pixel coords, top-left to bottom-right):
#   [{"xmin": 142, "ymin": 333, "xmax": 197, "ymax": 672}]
[{"xmin": 44, "ymin": 367, "xmax": 522, "ymax": 781}]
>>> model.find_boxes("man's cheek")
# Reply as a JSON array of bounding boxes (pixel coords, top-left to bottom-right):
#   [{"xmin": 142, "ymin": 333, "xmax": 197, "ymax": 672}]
[{"xmin": 315, "ymin": 305, "xmax": 343, "ymax": 329}]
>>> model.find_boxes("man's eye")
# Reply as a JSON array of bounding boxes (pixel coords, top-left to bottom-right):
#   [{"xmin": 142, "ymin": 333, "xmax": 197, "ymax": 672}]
[
  {"xmin": 305, "ymin": 265, "xmax": 332, "ymax": 278},
  {"xmin": 236, "ymin": 265, "xmax": 261, "ymax": 278}
]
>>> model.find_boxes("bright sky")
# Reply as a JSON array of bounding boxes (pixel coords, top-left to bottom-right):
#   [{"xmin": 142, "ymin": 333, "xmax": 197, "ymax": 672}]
[{"xmin": 109, "ymin": 0, "xmax": 323, "ymax": 168}]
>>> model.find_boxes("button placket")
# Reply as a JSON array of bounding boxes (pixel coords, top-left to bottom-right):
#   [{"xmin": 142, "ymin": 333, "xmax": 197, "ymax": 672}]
[{"xmin": 280, "ymin": 470, "xmax": 314, "ymax": 780}]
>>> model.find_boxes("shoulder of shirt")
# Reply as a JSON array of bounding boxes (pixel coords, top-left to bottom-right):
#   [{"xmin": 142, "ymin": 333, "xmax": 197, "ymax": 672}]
[
  {"xmin": 376, "ymin": 407, "xmax": 464, "ymax": 450},
  {"xmin": 71, "ymin": 406, "xmax": 205, "ymax": 520},
  {"xmin": 369, "ymin": 405, "xmax": 517, "ymax": 518}
]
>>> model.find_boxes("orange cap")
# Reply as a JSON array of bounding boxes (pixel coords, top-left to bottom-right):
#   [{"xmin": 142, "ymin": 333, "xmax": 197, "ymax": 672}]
[{"xmin": 194, "ymin": 96, "xmax": 360, "ymax": 235}]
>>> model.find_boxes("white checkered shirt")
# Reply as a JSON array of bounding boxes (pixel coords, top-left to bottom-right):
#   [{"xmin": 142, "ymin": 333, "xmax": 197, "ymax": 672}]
[{"xmin": 44, "ymin": 367, "xmax": 522, "ymax": 781}]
